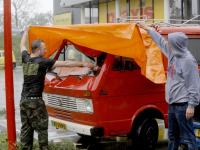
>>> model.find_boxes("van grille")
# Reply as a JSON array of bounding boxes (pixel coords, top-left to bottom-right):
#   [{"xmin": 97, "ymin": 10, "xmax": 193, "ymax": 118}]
[
  {"xmin": 43, "ymin": 92, "xmax": 93, "ymax": 113},
  {"xmin": 54, "ymin": 108, "xmax": 73, "ymax": 121}
]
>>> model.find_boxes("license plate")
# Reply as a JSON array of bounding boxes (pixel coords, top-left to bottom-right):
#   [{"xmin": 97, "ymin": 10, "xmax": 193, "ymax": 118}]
[
  {"xmin": 52, "ymin": 120, "xmax": 67, "ymax": 130},
  {"xmin": 196, "ymin": 129, "xmax": 200, "ymax": 137}
]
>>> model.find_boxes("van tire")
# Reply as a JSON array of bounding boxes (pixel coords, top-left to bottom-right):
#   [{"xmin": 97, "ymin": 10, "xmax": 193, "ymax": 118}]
[{"xmin": 131, "ymin": 118, "xmax": 158, "ymax": 150}]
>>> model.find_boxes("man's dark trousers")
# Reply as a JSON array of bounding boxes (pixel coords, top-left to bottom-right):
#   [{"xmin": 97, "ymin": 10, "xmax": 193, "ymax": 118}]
[
  {"xmin": 168, "ymin": 103, "xmax": 197, "ymax": 150},
  {"xmin": 20, "ymin": 97, "xmax": 48, "ymax": 150}
]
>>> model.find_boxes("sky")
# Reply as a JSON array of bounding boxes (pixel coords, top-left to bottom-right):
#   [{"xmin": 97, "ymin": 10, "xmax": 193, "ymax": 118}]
[{"xmin": 36, "ymin": 0, "xmax": 53, "ymax": 13}]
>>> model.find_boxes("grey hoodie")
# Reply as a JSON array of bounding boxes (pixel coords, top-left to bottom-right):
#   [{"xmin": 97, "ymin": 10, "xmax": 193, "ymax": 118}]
[{"xmin": 147, "ymin": 29, "xmax": 200, "ymax": 109}]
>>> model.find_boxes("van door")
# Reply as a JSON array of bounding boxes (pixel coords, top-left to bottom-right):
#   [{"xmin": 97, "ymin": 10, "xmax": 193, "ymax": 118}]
[
  {"xmin": 105, "ymin": 55, "xmax": 165, "ymax": 132},
  {"xmin": 0, "ymin": 51, "xmax": 4, "ymax": 67}
]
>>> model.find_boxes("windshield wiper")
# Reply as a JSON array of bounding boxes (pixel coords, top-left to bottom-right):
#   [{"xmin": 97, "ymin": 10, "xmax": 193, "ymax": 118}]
[{"xmin": 47, "ymin": 72, "xmax": 62, "ymax": 81}]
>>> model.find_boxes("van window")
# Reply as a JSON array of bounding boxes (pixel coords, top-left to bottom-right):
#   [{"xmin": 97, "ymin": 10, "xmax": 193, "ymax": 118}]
[
  {"xmin": 112, "ymin": 56, "xmax": 140, "ymax": 71},
  {"xmin": 0, "ymin": 52, "xmax": 1, "ymax": 57},
  {"xmin": 54, "ymin": 45, "xmax": 96, "ymax": 65},
  {"xmin": 187, "ymin": 38, "xmax": 200, "ymax": 64},
  {"xmin": 2, "ymin": 52, "xmax": 4, "ymax": 57}
]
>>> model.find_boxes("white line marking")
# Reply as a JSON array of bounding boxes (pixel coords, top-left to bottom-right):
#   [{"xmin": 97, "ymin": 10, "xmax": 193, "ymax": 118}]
[{"xmin": 48, "ymin": 134, "xmax": 78, "ymax": 140}]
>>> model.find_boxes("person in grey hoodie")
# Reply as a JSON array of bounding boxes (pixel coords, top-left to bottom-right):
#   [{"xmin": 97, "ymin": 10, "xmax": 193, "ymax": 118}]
[{"xmin": 137, "ymin": 21, "xmax": 200, "ymax": 150}]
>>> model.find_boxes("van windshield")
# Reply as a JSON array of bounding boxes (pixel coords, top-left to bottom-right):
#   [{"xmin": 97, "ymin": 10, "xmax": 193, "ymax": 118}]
[
  {"xmin": 48, "ymin": 45, "xmax": 106, "ymax": 77},
  {"xmin": 57, "ymin": 45, "xmax": 96, "ymax": 64}
]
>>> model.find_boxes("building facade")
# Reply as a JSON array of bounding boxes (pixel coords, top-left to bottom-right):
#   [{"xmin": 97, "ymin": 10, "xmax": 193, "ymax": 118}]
[
  {"xmin": 53, "ymin": 0, "xmax": 200, "ymax": 63},
  {"xmin": 54, "ymin": 0, "xmax": 200, "ymax": 25}
]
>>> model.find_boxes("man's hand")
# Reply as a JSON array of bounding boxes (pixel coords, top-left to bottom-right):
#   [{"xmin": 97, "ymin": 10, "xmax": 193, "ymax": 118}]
[
  {"xmin": 83, "ymin": 62, "xmax": 96, "ymax": 69},
  {"xmin": 20, "ymin": 25, "xmax": 31, "ymax": 53},
  {"xmin": 24, "ymin": 25, "xmax": 31, "ymax": 33},
  {"xmin": 136, "ymin": 21, "xmax": 149, "ymax": 31},
  {"xmin": 52, "ymin": 61, "xmax": 99, "ymax": 69},
  {"xmin": 186, "ymin": 107, "xmax": 194, "ymax": 120}
]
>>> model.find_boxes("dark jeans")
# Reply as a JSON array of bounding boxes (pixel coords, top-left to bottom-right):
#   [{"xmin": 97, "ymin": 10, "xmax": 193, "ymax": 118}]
[
  {"xmin": 168, "ymin": 103, "xmax": 197, "ymax": 150},
  {"xmin": 20, "ymin": 98, "xmax": 49, "ymax": 150}
]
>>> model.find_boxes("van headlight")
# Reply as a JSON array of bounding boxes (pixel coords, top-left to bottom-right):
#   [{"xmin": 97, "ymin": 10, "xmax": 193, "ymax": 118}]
[{"xmin": 85, "ymin": 100, "xmax": 93, "ymax": 113}]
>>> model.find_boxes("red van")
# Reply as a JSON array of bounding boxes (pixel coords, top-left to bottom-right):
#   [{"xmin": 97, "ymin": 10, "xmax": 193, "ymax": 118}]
[{"xmin": 42, "ymin": 25, "xmax": 200, "ymax": 150}]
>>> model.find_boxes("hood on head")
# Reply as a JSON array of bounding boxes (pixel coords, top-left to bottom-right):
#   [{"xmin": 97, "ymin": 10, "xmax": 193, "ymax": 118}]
[{"xmin": 168, "ymin": 32, "xmax": 188, "ymax": 58}]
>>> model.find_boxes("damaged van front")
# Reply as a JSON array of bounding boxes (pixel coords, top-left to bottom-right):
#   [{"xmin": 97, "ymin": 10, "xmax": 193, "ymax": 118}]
[
  {"xmin": 43, "ymin": 42, "xmax": 107, "ymax": 137},
  {"xmin": 29, "ymin": 23, "xmax": 169, "ymax": 149}
]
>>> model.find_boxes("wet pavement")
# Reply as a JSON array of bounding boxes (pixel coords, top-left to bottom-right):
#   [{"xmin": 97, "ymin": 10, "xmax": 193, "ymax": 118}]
[{"xmin": 0, "ymin": 66, "xmax": 184, "ymax": 150}]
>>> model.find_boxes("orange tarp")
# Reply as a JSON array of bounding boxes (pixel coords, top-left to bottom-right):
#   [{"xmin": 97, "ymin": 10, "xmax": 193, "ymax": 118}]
[
  {"xmin": 29, "ymin": 23, "xmax": 166, "ymax": 83},
  {"xmin": 140, "ymin": 28, "xmax": 166, "ymax": 83}
]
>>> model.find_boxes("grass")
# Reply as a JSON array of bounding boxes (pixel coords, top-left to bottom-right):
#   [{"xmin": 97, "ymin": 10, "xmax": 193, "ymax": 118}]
[
  {"xmin": 0, "ymin": 34, "xmax": 29, "ymax": 65},
  {"xmin": 0, "ymin": 108, "xmax": 77, "ymax": 150},
  {"xmin": 0, "ymin": 108, "xmax": 6, "ymax": 115},
  {"xmin": 0, "ymin": 131, "xmax": 76, "ymax": 150}
]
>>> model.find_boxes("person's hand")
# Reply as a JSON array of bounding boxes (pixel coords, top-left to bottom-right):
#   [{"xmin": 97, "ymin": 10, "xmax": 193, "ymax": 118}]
[
  {"xmin": 24, "ymin": 25, "xmax": 31, "ymax": 33},
  {"xmin": 136, "ymin": 21, "xmax": 148, "ymax": 31},
  {"xmin": 186, "ymin": 107, "xmax": 194, "ymax": 120},
  {"xmin": 93, "ymin": 66, "xmax": 101, "ymax": 71},
  {"xmin": 83, "ymin": 62, "xmax": 96, "ymax": 69}
]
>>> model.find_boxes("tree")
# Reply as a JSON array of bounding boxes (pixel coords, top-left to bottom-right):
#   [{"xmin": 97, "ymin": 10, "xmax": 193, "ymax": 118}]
[
  {"xmin": 0, "ymin": 0, "xmax": 3, "ymax": 26},
  {"xmin": 11, "ymin": 0, "xmax": 37, "ymax": 27},
  {"xmin": 27, "ymin": 11, "xmax": 53, "ymax": 26}
]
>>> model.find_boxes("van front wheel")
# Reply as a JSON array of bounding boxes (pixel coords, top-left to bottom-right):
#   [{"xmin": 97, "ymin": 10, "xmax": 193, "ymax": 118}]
[{"xmin": 131, "ymin": 118, "xmax": 158, "ymax": 150}]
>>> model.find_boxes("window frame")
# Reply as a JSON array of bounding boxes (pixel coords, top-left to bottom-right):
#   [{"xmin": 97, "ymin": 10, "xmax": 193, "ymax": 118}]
[{"xmin": 187, "ymin": 37, "xmax": 200, "ymax": 65}]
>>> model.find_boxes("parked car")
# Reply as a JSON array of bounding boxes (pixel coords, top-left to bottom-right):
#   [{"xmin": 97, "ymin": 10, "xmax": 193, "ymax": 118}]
[
  {"xmin": 0, "ymin": 50, "xmax": 16, "ymax": 69},
  {"xmin": 0, "ymin": 25, "xmax": 24, "ymax": 35}
]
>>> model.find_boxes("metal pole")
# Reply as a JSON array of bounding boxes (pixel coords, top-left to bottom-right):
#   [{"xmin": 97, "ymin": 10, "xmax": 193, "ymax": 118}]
[
  {"xmin": 81, "ymin": 3, "xmax": 85, "ymax": 24},
  {"xmin": 3, "ymin": 0, "xmax": 17, "ymax": 149},
  {"xmin": 81, "ymin": 3, "xmax": 86, "ymax": 62},
  {"xmin": 164, "ymin": 0, "xmax": 170, "ymax": 23},
  {"xmin": 116, "ymin": 0, "xmax": 120, "ymax": 19}
]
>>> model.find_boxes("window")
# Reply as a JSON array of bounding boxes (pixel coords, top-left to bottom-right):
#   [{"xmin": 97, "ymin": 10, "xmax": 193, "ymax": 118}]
[
  {"xmin": 2, "ymin": 52, "xmax": 4, "ymax": 57},
  {"xmin": 170, "ymin": 0, "xmax": 182, "ymax": 24},
  {"xmin": 0, "ymin": 52, "xmax": 1, "ymax": 57},
  {"xmin": 112, "ymin": 55, "xmax": 140, "ymax": 71},
  {"xmin": 56, "ymin": 45, "xmax": 96, "ymax": 64},
  {"xmin": 85, "ymin": 2, "xmax": 90, "ymax": 24},
  {"xmin": 187, "ymin": 38, "xmax": 200, "ymax": 64},
  {"xmin": 91, "ymin": 0, "xmax": 99, "ymax": 24},
  {"xmin": 85, "ymin": 0, "xmax": 99, "ymax": 24},
  {"xmin": 170, "ymin": 0, "xmax": 198, "ymax": 24},
  {"xmin": 183, "ymin": 0, "xmax": 198, "ymax": 21}
]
